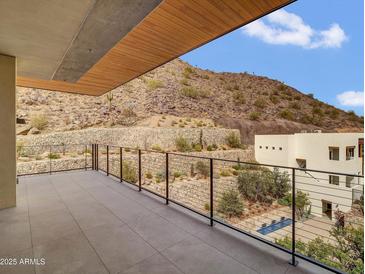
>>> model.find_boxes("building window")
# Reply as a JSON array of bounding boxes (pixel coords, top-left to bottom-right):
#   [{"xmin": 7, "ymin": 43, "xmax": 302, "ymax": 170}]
[
  {"xmin": 259, "ymin": 146, "xmax": 262, "ymax": 149},
  {"xmin": 272, "ymin": 147, "xmax": 275, "ymax": 150},
  {"xmin": 279, "ymin": 147, "xmax": 282, "ymax": 151},
  {"xmin": 329, "ymin": 147, "xmax": 339, "ymax": 161},
  {"xmin": 346, "ymin": 176, "xmax": 354, "ymax": 188},
  {"xmin": 265, "ymin": 146, "xmax": 268, "ymax": 149},
  {"xmin": 346, "ymin": 146, "xmax": 355, "ymax": 160},
  {"xmin": 329, "ymin": 175, "xmax": 340, "ymax": 186}
]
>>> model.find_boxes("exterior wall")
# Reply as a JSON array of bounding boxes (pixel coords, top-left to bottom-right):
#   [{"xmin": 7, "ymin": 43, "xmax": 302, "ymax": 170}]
[
  {"xmin": 255, "ymin": 133, "xmax": 364, "ymax": 217},
  {"xmin": 0, "ymin": 55, "xmax": 16, "ymax": 209}
]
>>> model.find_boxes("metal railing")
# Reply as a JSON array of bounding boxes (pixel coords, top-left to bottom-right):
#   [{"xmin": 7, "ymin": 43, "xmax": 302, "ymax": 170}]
[
  {"xmin": 17, "ymin": 143, "xmax": 364, "ymax": 274},
  {"xmin": 17, "ymin": 144, "xmax": 92, "ymax": 177}
]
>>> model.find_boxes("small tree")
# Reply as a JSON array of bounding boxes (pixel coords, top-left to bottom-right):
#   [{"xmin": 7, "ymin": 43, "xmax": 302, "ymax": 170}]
[{"xmin": 217, "ymin": 190, "xmax": 244, "ymax": 218}]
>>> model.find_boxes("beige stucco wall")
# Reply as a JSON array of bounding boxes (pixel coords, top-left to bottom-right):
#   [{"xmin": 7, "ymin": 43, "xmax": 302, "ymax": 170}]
[{"xmin": 0, "ymin": 55, "xmax": 16, "ymax": 209}]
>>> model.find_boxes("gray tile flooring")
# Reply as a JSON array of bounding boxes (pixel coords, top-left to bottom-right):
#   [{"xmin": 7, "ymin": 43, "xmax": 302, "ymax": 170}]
[{"xmin": 0, "ymin": 171, "xmax": 332, "ymax": 274}]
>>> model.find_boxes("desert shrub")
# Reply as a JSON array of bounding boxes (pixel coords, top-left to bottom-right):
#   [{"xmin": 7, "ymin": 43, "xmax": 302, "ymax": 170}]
[
  {"xmin": 175, "ymin": 136, "xmax": 191, "ymax": 152},
  {"xmin": 155, "ymin": 172, "xmax": 165, "ymax": 183},
  {"xmin": 207, "ymin": 144, "xmax": 217, "ymax": 151},
  {"xmin": 122, "ymin": 161, "xmax": 137, "ymax": 183},
  {"xmin": 237, "ymin": 168, "xmax": 290, "ymax": 204},
  {"xmin": 147, "ymin": 79, "xmax": 164, "ymax": 90},
  {"xmin": 249, "ymin": 111, "xmax": 261, "ymax": 121},
  {"xmin": 269, "ymin": 94, "xmax": 279, "ymax": 104},
  {"xmin": 329, "ymin": 109, "xmax": 339, "ymax": 119},
  {"xmin": 233, "ymin": 91, "xmax": 245, "ymax": 105},
  {"xmin": 307, "ymin": 93, "xmax": 314, "ymax": 98},
  {"xmin": 300, "ymin": 114, "xmax": 312, "ymax": 124},
  {"xmin": 280, "ymin": 109, "xmax": 294, "ymax": 120},
  {"xmin": 122, "ymin": 107, "xmax": 137, "ymax": 117},
  {"xmin": 312, "ymin": 107, "xmax": 324, "ymax": 116},
  {"xmin": 278, "ymin": 83, "xmax": 287, "ymax": 91},
  {"xmin": 192, "ymin": 143, "xmax": 202, "ymax": 152},
  {"xmin": 145, "ymin": 172, "xmax": 153, "ymax": 179},
  {"xmin": 226, "ymin": 132, "xmax": 241, "ymax": 148},
  {"xmin": 202, "ymin": 74, "xmax": 210, "ymax": 80},
  {"xmin": 151, "ymin": 144, "xmax": 163, "ymax": 152},
  {"xmin": 173, "ymin": 171, "xmax": 182, "ymax": 178},
  {"xmin": 180, "ymin": 78, "xmax": 189, "ymax": 86},
  {"xmin": 289, "ymin": 102, "xmax": 301, "ymax": 110},
  {"xmin": 294, "ymin": 95, "xmax": 301, "ymax": 100},
  {"xmin": 204, "ymin": 203, "xmax": 210, "ymax": 211},
  {"xmin": 48, "ymin": 152, "xmax": 60, "ymax": 159},
  {"xmin": 180, "ymin": 87, "xmax": 210, "ymax": 98},
  {"xmin": 196, "ymin": 161, "xmax": 210, "ymax": 177},
  {"xmin": 220, "ymin": 169, "xmax": 231, "ymax": 177},
  {"xmin": 254, "ymin": 98, "xmax": 267, "ymax": 108},
  {"xmin": 30, "ymin": 113, "xmax": 48, "ymax": 130},
  {"xmin": 217, "ymin": 190, "xmax": 244, "ymax": 218}
]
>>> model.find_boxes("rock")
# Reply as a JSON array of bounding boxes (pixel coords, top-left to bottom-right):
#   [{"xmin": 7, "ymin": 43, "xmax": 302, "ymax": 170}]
[{"xmin": 28, "ymin": 127, "xmax": 41, "ymax": 135}]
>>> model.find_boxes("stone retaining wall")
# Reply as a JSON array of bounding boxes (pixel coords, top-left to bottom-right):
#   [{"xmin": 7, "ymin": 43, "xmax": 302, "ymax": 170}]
[{"xmin": 18, "ymin": 127, "xmax": 240, "ymax": 152}]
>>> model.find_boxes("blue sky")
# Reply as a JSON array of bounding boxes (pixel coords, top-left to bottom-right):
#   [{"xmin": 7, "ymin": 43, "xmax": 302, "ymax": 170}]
[{"xmin": 181, "ymin": 0, "xmax": 364, "ymax": 115}]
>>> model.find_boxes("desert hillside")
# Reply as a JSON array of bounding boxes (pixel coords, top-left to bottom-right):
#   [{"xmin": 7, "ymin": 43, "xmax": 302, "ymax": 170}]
[{"xmin": 17, "ymin": 59, "xmax": 363, "ymax": 143}]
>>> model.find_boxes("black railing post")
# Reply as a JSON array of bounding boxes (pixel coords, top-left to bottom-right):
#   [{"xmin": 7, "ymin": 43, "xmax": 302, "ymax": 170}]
[
  {"xmin": 96, "ymin": 144, "xmax": 99, "ymax": 171},
  {"xmin": 49, "ymin": 145, "xmax": 52, "ymax": 175},
  {"xmin": 138, "ymin": 149, "xmax": 142, "ymax": 191},
  {"xmin": 210, "ymin": 158, "xmax": 214, "ymax": 226},
  {"xmin": 91, "ymin": 144, "xmax": 94, "ymax": 170},
  {"xmin": 290, "ymin": 168, "xmax": 297, "ymax": 266},
  {"xmin": 166, "ymin": 153, "xmax": 169, "ymax": 205},
  {"xmin": 120, "ymin": 147, "xmax": 123, "ymax": 183},
  {"xmin": 106, "ymin": 145, "xmax": 109, "ymax": 176},
  {"xmin": 84, "ymin": 144, "xmax": 87, "ymax": 170}
]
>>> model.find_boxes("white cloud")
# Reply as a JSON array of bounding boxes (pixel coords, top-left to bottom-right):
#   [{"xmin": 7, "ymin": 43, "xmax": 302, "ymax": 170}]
[
  {"xmin": 337, "ymin": 91, "xmax": 364, "ymax": 107},
  {"xmin": 242, "ymin": 10, "xmax": 347, "ymax": 49}
]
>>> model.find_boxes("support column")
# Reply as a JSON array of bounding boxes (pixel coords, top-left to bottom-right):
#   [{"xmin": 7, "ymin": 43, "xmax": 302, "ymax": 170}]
[{"xmin": 0, "ymin": 54, "xmax": 16, "ymax": 209}]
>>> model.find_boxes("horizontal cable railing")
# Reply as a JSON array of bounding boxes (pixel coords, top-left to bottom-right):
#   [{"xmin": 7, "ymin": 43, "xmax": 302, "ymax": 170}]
[{"xmin": 17, "ymin": 143, "xmax": 364, "ymax": 274}]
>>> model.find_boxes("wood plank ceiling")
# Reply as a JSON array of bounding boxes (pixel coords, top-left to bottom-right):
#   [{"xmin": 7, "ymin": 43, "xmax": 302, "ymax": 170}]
[{"xmin": 17, "ymin": 0, "xmax": 294, "ymax": 96}]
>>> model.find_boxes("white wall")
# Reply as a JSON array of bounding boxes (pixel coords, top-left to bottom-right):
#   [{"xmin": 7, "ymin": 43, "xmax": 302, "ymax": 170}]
[{"xmin": 255, "ymin": 132, "xmax": 364, "ymax": 217}]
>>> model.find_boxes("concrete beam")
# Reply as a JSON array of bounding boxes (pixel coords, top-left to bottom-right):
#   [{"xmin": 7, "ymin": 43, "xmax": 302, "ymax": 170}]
[
  {"xmin": 52, "ymin": 0, "xmax": 162, "ymax": 82},
  {"xmin": 0, "ymin": 54, "xmax": 16, "ymax": 209}
]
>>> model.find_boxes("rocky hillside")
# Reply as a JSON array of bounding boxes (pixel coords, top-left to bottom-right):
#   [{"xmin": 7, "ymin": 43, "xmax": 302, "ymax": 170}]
[{"xmin": 17, "ymin": 58, "xmax": 363, "ymax": 143}]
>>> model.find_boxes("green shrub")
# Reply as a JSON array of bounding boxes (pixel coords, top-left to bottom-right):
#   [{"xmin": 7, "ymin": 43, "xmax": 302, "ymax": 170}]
[
  {"xmin": 269, "ymin": 94, "xmax": 279, "ymax": 104},
  {"xmin": 312, "ymin": 107, "xmax": 324, "ymax": 116},
  {"xmin": 145, "ymin": 172, "xmax": 153, "ymax": 179},
  {"xmin": 192, "ymin": 143, "xmax": 202, "ymax": 152},
  {"xmin": 48, "ymin": 152, "xmax": 60, "ymax": 159},
  {"xmin": 204, "ymin": 203, "xmax": 210, "ymax": 211},
  {"xmin": 254, "ymin": 98, "xmax": 267, "ymax": 108},
  {"xmin": 151, "ymin": 144, "xmax": 163, "ymax": 152},
  {"xmin": 175, "ymin": 136, "xmax": 191, "ymax": 152},
  {"xmin": 122, "ymin": 162, "xmax": 137, "ymax": 183},
  {"xmin": 329, "ymin": 109, "xmax": 339, "ymax": 119},
  {"xmin": 280, "ymin": 109, "xmax": 294, "ymax": 120},
  {"xmin": 220, "ymin": 169, "xmax": 231, "ymax": 177},
  {"xmin": 233, "ymin": 91, "xmax": 245, "ymax": 105},
  {"xmin": 237, "ymin": 168, "xmax": 290, "ymax": 204},
  {"xmin": 217, "ymin": 190, "xmax": 244, "ymax": 218},
  {"xmin": 196, "ymin": 161, "xmax": 210, "ymax": 177},
  {"xmin": 300, "ymin": 114, "xmax": 312, "ymax": 124},
  {"xmin": 147, "ymin": 79, "xmax": 164, "ymax": 90},
  {"xmin": 289, "ymin": 102, "xmax": 301, "ymax": 110},
  {"xmin": 180, "ymin": 87, "xmax": 210, "ymax": 98},
  {"xmin": 207, "ymin": 144, "xmax": 217, "ymax": 151},
  {"xmin": 155, "ymin": 172, "xmax": 165, "ymax": 183},
  {"xmin": 249, "ymin": 111, "xmax": 261, "ymax": 121},
  {"xmin": 30, "ymin": 113, "xmax": 48, "ymax": 130},
  {"xmin": 173, "ymin": 171, "xmax": 182, "ymax": 178},
  {"xmin": 180, "ymin": 78, "xmax": 189, "ymax": 86},
  {"xmin": 226, "ymin": 132, "xmax": 241, "ymax": 148}
]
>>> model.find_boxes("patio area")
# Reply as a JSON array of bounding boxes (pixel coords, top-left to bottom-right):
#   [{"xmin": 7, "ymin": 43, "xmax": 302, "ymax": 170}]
[{"xmin": 1, "ymin": 170, "xmax": 331, "ymax": 274}]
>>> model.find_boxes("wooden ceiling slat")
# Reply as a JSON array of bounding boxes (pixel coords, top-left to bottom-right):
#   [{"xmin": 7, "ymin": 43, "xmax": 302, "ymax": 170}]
[{"xmin": 17, "ymin": 0, "xmax": 294, "ymax": 95}]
